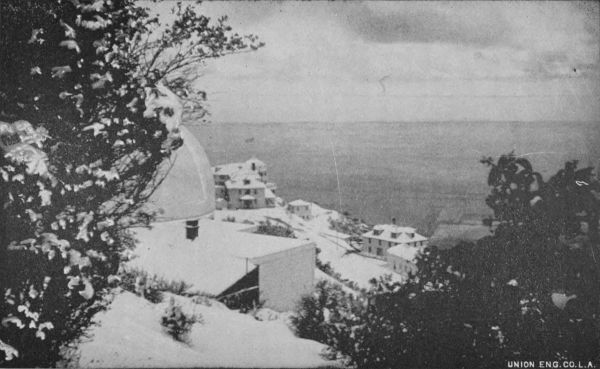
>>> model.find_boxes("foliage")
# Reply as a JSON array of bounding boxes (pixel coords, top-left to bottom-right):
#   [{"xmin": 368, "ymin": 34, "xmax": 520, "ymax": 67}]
[
  {"xmin": 0, "ymin": 1, "xmax": 260, "ymax": 366},
  {"xmin": 293, "ymin": 155, "xmax": 600, "ymax": 368},
  {"xmin": 255, "ymin": 220, "xmax": 296, "ymax": 238},
  {"xmin": 119, "ymin": 268, "xmax": 193, "ymax": 304},
  {"xmin": 328, "ymin": 216, "xmax": 369, "ymax": 237},
  {"xmin": 160, "ymin": 297, "xmax": 200, "ymax": 343},
  {"xmin": 291, "ymin": 280, "xmax": 363, "ymax": 362}
]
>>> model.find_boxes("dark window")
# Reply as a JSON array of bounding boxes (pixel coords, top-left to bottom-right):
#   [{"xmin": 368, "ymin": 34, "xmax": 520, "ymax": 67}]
[
  {"xmin": 378, "ymin": 240, "xmax": 382, "ymax": 246},
  {"xmin": 391, "ymin": 232, "xmax": 398, "ymax": 239},
  {"xmin": 376, "ymin": 248, "xmax": 383, "ymax": 256},
  {"xmin": 368, "ymin": 247, "xmax": 372, "ymax": 253}
]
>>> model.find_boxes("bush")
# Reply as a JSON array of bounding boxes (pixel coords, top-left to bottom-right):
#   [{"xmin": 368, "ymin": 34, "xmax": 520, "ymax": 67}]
[
  {"xmin": 255, "ymin": 220, "xmax": 296, "ymax": 238},
  {"xmin": 120, "ymin": 268, "xmax": 192, "ymax": 303},
  {"xmin": 0, "ymin": 1, "xmax": 261, "ymax": 365},
  {"xmin": 160, "ymin": 298, "xmax": 200, "ymax": 343}
]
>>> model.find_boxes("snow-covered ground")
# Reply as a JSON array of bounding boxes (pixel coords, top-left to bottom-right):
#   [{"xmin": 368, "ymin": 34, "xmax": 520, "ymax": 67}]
[
  {"xmin": 215, "ymin": 202, "xmax": 402, "ymax": 289},
  {"xmin": 77, "ymin": 291, "xmax": 337, "ymax": 368}
]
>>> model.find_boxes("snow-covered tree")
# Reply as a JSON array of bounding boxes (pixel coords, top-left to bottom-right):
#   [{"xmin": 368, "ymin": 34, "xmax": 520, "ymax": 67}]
[
  {"xmin": 0, "ymin": 1, "xmax": 261, "ymax": 366},
  {"xmin": 293, "ymin": 156, "xmax": 600, "ymax": 368}
]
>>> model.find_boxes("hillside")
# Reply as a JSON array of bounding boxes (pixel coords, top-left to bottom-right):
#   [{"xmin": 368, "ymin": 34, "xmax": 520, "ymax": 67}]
[
  {"xmin": 215, "ymin": 202, "xmax": 403, "ymax": 289},
  {"xmin": 76, "ymin": 291, "xmax": 337, "ymax": 368}
]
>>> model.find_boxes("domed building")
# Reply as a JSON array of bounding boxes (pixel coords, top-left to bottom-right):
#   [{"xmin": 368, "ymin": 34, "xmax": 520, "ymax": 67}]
[{"xmin": 131, "ymin": 126, "xmax": 315, "ymax": 312}]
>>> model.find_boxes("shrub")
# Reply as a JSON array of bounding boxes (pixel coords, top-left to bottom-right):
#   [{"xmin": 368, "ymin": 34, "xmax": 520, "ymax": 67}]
[
  {"xmin": 255, "ymin": 220, "xmax": 296, "ymax": 238},
  {"xmin": 120, "ymin": 268, "xmax": 193, "ymax": 303},
  {"xmin": 160, "ymin": 298, "xmax": 200, "ymax": 343}
]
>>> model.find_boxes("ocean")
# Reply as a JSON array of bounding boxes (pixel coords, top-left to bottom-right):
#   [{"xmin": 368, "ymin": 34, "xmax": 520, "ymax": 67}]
[{"xmin": 189, "ymin": 121, "xmax": 600, "ymax": 228}]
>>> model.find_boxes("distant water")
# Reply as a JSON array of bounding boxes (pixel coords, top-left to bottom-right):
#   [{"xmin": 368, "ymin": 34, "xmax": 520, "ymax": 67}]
[{"xmin": 189, "ymin": 121, "xmax": 600, "ymax": 227}]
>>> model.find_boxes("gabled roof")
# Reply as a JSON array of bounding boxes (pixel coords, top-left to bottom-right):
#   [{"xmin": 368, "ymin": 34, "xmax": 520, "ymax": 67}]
[
  {"xmin": 387, "ymin": 244, "xmax": 422, "ymax": 261},
  {"xmin": 147, "ymin": 126, "xmax": 215, "ymax": 222},
  {"xmin": 362, "ymin": 224, "xmax": 428, "ymax": 244}
]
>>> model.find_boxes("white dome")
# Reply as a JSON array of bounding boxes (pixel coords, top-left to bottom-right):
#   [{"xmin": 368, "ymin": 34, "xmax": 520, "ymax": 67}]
[{"xmin": 148, "ymin": 126, "xmax": 215, "ymax": 221}]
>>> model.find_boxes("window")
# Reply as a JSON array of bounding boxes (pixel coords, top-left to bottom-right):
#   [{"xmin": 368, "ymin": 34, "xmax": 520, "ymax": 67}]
[
  {"xmin": 253, "ymin": 189, "xmax": 257, "ymax": 195},
  {"xmin": 373, "ymin": 229, "xmax": 383, "ymax": 236},
  {"xmin": 238, "ymin": 190, "xmax": 242, "ymax": 195},
  {"xmin": 376, "ymin": 248, "xmax": 383, "ymax": 256},
  {"xmin": 368, "ymin": 247, "xmax": 372, "ymax": 253},
  {"xmin": 388, "ymin": 241, "xmax": 392, "ymax": 247},
  {"xmin": 378, "ymin": 240, "xmax": 381, "ymax": 246},
  {"xmin": 391, "ymin": 232, "xmax": 398, "ymax": 239},
  {"xmin": 243, "ymin": 179, "xmax": 250, "ymax": 185}
]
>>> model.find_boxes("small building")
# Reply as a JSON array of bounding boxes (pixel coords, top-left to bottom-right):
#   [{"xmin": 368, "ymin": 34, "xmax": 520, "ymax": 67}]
[
  {"xmin": 212, "ymin": 157, "xmax": 277, "ymax": 210},
  {"xmin": 131, "ymin": 219, "xmax": 315, "ymax": 312},
  {"xmin": 386, "ymin": 243, "xmax": 421, "ymax": 276},
  {"xmin": 361, "ymin": 224, "xmax": 428, "ymax": 258},
  {"xmin": 137, "ymin": 126, "xmax": 315, "ymax": 311},
  {"xmin": 287, "ymin": 199, "xmax": 312, "ymax": 220}
]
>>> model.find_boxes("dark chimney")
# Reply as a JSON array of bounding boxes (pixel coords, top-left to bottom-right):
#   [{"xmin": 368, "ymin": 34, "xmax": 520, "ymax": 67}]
[
  {"xmin": 391, "ymin": 217, "xmax": 396, "ymax": 225},
  {"xmin": 186, "ymin": 219, "xmax": 199, "ymax": 240}
]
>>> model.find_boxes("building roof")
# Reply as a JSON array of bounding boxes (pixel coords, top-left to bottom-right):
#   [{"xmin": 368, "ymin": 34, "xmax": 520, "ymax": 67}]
[
  {"xmin": 213, "ymin": 157, "xmax": 266, "ymax": 177},
  {"xmin": 212, "ymin": 162, "xmax": 245, "ymax": 177},
  {"xmin": 146, "ymin": 126, "xmax": 215, "ymax": 222},
  {"xmin": 387, "ymin": 244, "xmax": 423, "ymax": 261},
  {"xmin": 362, "ymin": 224, "xmax": 428, "ymax": 244},
  {"xmin": 226, "ymin": 175, "xmax": 267, "ymax": 190},
  {"xmin": 265, "ymin": 188, "xmax": 276, "ymax": 199},
  {"xmin": 289, "ymin": 199, "xmax": 311, "ymax": 207},
  {"xmin": 130, "ymin": 219, "xmax": 314, "ymax": 295},
  {"xmin": 245, "ymin": 157, "xmax": 266, "ymax": 169}
]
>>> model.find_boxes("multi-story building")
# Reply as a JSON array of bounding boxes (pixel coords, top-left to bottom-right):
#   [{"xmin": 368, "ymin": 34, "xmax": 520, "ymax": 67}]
[
  {"xmin": 212, "ymin": 158, "xmax": 277, "ymax": 209},
  {"xmin": 361, "ymin": 223, "xmax": 428, "ymax": 276}
]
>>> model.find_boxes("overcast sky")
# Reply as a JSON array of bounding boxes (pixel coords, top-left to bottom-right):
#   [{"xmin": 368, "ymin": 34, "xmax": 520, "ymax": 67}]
[{"xmin": 152, "ymin": 1, "xmax": 599, "ymax": 123}]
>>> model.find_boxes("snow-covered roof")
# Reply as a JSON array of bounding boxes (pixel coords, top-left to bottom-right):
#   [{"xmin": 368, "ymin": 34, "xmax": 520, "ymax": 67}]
[
  {"xmin": 147, "ymin": 126, "xmax": 215, "ymax": 222},
  {"xmin": 265, "ymin": 188, "xmax": 276, "ymax": 199},
  {"xmin": 289, "ymin": 199, "xmax": 311, "ymax": 207},
  {"xmin": 226, "ymin": 175, "xmax": 266, "ymax": 190},
  {"xmin": 245, "ymin": 157, "xmax": 266, "ymax": 168},
  {"xmin": 212, "ymin": 162, "xmax": 244, "ymax": 177},
  {"xmin": 130, "ymin": 219, "xmax": 314, "ymax": 295},
  {"xmin": 387, "ymin": 244, "xmax": 422, "ymax": 261},
  {"xmin": 362, "ymin": 224, "xmax": 427, "ymax": 244},
  {"xmin": 213, "ymin": 157, "xmax": 267, "ymax": 177}
]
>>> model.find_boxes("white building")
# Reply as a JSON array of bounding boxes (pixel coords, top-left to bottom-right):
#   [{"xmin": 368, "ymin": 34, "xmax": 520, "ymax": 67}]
[
  {"xmin": 212, "ymin": 158, "xmax": 277, "ymax": 210},
  {"xmin": 137, "ymin": 127, "xmax": 315, "ymax": 311},
  {"xmin": 287, "ymin": 199, "xmax": 312, "ymax": 220},
  {"xmin": 361, "ymin": 224, "xmax": 428, "ymax": 275}
]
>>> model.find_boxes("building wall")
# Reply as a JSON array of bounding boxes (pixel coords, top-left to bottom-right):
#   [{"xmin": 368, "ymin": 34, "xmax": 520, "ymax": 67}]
[
  {"xmin": 228, "ymin": 187, "xmax": 266, "ymax": 209},
  {"xmin": 361, "ymin": 235, "xmax": 427, "ymax": 258},
  {"xmin": 258, "ymin": 246, "xmax": 315, "ymax": 311},
  {"xmin": 387, "ymin": 254, "xmax": 418, "ymax": 276},
  {"xmin": 289, "ymin": 205, "xmax": 312, "ymax": 220}
]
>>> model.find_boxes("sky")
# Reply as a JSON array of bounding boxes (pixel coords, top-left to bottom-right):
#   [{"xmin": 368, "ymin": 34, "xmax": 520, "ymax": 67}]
[{"xmin": 151, "ymin": 1, "xmax": 599, "ymax": 123}]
